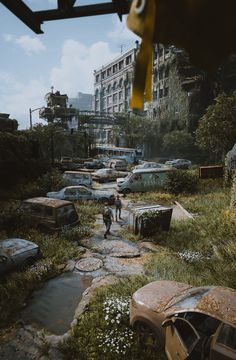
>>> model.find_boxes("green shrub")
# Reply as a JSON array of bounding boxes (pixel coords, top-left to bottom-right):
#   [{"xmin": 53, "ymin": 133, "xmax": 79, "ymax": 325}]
[
  {"xmin": 60, "ymin": 277, "xmax": 166, "ymax": 360},
  {"xmin": 164, "ymin": 170, "xmax": 198, "ymax": 194}
]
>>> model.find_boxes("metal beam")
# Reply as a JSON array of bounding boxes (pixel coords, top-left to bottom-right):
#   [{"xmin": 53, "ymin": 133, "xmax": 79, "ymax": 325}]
[
  {"xmin": 35, "ymin": 1, "xmax": 130, "ymax": 22},
  {"xmin": 1, "ymin": 0, "xmax": 43, "ymax": 34}
]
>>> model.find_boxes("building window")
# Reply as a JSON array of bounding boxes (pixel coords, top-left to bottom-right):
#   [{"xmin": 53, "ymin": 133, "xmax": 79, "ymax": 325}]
[
  {"xmin": 101, "ymin": 71, "xmax": 105, "ymax": 80},
  {"xmin": 165, "ymin": 67, "xmax": 169, "ymax": 78},
  {"xmin": 126, "ymin": 55, "xmax": 132, "ymax": 65},
  {"xmin": 153, "ymin": 68, "xmax": 158, "ymax": 82},
  {"xmin": 107, "ymin": 84, "xmax": 111, "ymax": 94},
  {"xmin": 119, "ymin": 78, "xmax": 123, "ymax": 88},
  {"xmin": 119, "ymin": 104, "xmax": 123, "ymax": 112},
  {"xmin": 119, "ymin": 91, "xmax": 123, "ymax": 101},
  {"xmin": 113, "ymin": 82, "xmax": 118, "ymax": 91},
  {"xmin": 153, "ymin": 90, "xmax": 157, "ymax": 100},
  {"xmin": 113, "ymin": 64, "xmax": 118, "ymax": 73},
  {"xmin": 95, "ymin": 74, "xmax": 99, "ymax": 83},
  {"xmin": 119, "ymin": 61, "xmax": 124, "ymax": 70},
  {"xmin": 107, "ymin": 67, "xmax": 111, "ymax": 77},
  {"xmin": 159, "ymin": 89, "xmax": 163, "ymax": 98},
  {"xmin": 113, "ymin": 93, "xmax": 118, "ymax": 103},
  {"xmin": 95, "ymin": 89, "xmax": 99, "ymax": 99},
  {"xmin": 164, "ymin": 87, "xmax": 169, "ymax": 97},
  {"xmin": 107, "ymin": 95, "xmax": 112, "ymax": 105},
  {"xmin": 107, "ymin": 107, "xmax": 112, "ymax": 113},
  {"xmin": 126, "ymin": 86, "xmax": 131, "ymax": 98},
  {"xmin": 113, "ymin": 105, "xmax": 118, "ymax": 112},
  {"xmin": 159, "ymin": 69, "xmax": 163, "ymax": 80},
  {"xmin": 154, "ymin": 49, "xmax": 158, "ymax": 60}
]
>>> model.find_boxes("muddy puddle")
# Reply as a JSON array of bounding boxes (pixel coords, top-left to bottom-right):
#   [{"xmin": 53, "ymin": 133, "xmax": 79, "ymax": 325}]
[{"xmin": 20, "ymin": 272, "xmax": 92, "ymax": 335}]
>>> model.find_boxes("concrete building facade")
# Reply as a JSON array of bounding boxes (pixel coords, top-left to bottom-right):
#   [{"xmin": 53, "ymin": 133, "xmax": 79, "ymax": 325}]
[
  {"xmin": 93, "ymin": 44, "xmax": 139, "ymax": 114},
  {"xmin": 152, "ymin": 44, "xmax": 216, "ymax": 134}
]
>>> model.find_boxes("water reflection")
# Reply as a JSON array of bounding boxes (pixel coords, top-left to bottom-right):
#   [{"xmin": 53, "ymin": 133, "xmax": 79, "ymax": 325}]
[{"xmin": 20, "ymin": 272, "xmax": 92, "ymax": 334}]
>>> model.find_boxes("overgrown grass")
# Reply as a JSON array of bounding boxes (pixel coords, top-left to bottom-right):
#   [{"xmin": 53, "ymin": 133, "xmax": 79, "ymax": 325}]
[
  {"xmin": 60, "ymin": 277, "xmax": 166, "ymax": 360},
  {"xmin": 128, "ymin": 178, "xmax": 236, "ymax": 289},
  {"xmin": 0, "ymin": 201, "xmax": 100, "ymax": 327}
]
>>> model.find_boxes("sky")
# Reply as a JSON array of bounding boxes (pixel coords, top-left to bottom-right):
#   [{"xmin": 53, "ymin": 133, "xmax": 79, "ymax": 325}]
[{"xmin": 0, "ymin": 0, "xmax": 138, "ymax": 129}]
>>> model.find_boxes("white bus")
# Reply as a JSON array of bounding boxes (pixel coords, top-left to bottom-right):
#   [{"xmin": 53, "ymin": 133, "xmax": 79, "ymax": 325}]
[{"xmin": 92, "ymin": 145, "xmax": 144, "ymax": 164}]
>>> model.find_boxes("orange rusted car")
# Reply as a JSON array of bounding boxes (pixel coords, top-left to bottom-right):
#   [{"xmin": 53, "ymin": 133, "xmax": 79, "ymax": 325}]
[{"xmin": 130, "ymin": 280, "xmax": 236, "ymax": 359}]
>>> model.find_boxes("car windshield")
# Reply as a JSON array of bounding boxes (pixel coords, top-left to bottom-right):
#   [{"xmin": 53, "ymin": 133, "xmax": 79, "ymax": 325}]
[{"xmin": 164, "ymin": 287, "xmax": 211, "ymax": 310}]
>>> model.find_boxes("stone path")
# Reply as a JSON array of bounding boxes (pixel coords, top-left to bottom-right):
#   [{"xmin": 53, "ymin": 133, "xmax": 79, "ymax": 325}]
[{"xmin": 0, "ymin": 199, "xmax": 190, "ymax": 359}]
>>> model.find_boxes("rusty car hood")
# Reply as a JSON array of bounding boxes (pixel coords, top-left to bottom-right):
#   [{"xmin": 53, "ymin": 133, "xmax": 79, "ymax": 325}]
[{"xmin": 133, "ymin": 280, "xmax": 192, "ymax": 312}]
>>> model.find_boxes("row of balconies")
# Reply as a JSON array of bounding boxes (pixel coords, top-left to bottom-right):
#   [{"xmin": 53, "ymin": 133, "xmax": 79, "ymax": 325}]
[{"xmin": 95, "ymin": 54, "xmax": 133, "ymax": 83}]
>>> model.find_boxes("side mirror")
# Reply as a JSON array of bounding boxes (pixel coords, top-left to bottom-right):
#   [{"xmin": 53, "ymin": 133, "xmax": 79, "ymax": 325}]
[{"xmin": 162, "ymin": 319, "xmax": 173, "ymax": 328}]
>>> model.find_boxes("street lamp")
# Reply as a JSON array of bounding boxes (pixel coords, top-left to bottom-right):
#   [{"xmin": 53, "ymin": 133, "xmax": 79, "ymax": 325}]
[{"xmin": 29, "ymin": 107, "xmax": 41, "ymax": 130}]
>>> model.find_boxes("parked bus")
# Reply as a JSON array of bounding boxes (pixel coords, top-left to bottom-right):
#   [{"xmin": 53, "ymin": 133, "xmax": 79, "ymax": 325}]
[{"xmin": 91, "ymin": 145, "xmax": 144, "ymax": 164}]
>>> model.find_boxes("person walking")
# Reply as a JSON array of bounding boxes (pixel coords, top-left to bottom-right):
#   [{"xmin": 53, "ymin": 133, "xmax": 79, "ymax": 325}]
[
  {"xmin": 102, "ymin": 202, "xmax": 114, "ymax": 239},
  {"xmin": 114, "ymin": 195, "xmax": 122, "ymax": 221}
]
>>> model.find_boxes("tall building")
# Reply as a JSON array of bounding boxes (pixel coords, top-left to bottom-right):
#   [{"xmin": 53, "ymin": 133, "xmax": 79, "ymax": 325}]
[
  {"xmin": 69, "ymin": 92, "xmax": 93, "ymax": 111},
  {"xmin": 152, "ymin": 44, "xmax": 215, "ymax": 133},
  {"xmin": 93, "ymin": 42, "xmax": 139, "ymax": 113}
]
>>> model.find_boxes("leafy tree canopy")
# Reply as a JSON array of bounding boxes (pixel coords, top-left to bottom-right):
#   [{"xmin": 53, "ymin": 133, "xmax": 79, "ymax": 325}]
[
  {"xmin": 196, "ymin": 92, "xmax": 236, "ymax": 158},
  {"xmin": 162, "ymin": 130, "xmax": 196, "ymax": 158}
]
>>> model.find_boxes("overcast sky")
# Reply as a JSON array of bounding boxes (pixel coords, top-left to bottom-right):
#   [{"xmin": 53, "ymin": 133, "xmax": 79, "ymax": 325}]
[{"xmin": 0, "ymin": 0, "xmax": 138, "ymax": 128}]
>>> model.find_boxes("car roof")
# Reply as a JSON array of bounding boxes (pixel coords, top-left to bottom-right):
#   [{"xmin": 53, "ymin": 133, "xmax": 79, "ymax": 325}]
[
  {"xmin": 63, "ymin": 171, "xmax": 91, "ymax": 175},
  {"xmin": 0, "ymin": 238, "xmax": 37, "ymax": 256},
  {"xmin": 133, "ymin": 167, "xmax": 175, "ymax": 173},
  {"xmin": 22, "ymin": 197, "xmax": 73, "ymax": 208},
  {"xmin": 195, "ymin": 286, "xmax": 236, "ymax": 326},
  {"xmin": 63, "ymin": 186, "xmax": 89, "ymax": 190}
]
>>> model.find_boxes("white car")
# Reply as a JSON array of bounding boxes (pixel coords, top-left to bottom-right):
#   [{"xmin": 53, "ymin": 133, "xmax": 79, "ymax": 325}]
[
  {"xmin": 134, "ymin": 162, "xmax": 167, "ymax": 170},
  {"xmin": 91, "ymin": 168, "xmax": 130, "ymax": 182},
  {"xmin": 0, "ymin": 238, "xmax": 41, "ymax": 275},
  {"xmin": 47, "ymin": 185, "xmax": 115, "ymax": 204},
  {"xmin": 165, "ymin": 159, "xmax": 192, "ymax": 169}
]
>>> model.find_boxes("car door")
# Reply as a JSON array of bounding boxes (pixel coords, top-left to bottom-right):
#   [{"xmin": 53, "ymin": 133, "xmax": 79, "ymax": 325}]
[
  {"xmin": 210, "ymin": 323, "xmax": 236, "ymax": 360},
  {"xmin": 77, "ymin": 187, "xmax": 93, "ymax": 200},
  {"xmin": 163, "ymin": 317, "xmax": 200, "ymax": 360},
  {"xmin": 64, "ymin": 188, "xmax": 77, "ymax": 200},
  {"xmin": 106, "ymin": 169, "xmax": 113, "ymax": 181}
]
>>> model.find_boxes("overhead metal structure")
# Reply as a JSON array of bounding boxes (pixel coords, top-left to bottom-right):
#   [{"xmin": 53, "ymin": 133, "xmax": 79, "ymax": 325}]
[{"xmin": 1, "ymin": 0, "xmax": 131, "ymax": 34}]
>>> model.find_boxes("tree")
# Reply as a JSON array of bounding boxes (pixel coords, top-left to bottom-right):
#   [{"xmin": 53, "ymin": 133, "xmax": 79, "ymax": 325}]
[
  {"xmin": 118, "ymin": 114, "xmax": 161, "ymax": 157},
  {"xmin": 162, "ymin": 130, "xmax": 196, "ymax": 158},
  {"xmin": 196, "ymin": 92, "xmax": 236, "ymax": 160}
]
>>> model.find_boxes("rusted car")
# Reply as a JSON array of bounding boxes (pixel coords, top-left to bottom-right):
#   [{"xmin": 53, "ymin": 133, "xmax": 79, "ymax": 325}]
[
  {"xmin": 130, "ymin": 280, "xmax": 236, "ymax": 359},
  {"xmin": 0, "ymin": 238, "xmax": 41, "ymax": 275},
  {"xmin": 19, "ymin": 197, "xmax": 79, "ymax": 233}
]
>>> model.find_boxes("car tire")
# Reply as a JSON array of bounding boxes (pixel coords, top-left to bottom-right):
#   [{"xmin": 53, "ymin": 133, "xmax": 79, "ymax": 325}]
[
  {"xmin": 134, "ymin": 321, "xmax": 163, "ymax": 350},
  {"xmin": 21, "ymin": 257, "xmax": 35, "ymax": 270},
  {"xmin": 123, "ymin": 188, "xmax": 131, "ymax": 195},
  {"xmin": 98, "ymin": 197, "xmax": 107, "ymax": 203},
  {"xmin": 68, "ymin": 210, "xmax": 78, "ymax": 223}
]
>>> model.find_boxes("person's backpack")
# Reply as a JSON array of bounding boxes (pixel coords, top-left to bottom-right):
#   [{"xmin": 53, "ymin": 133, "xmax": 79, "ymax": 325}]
[
  {"xmin": 115, "ymin": 199, "xmax": 122, "ymax": 208},
  {"xmin": 103, "ymin": 207, "xmax": 111, "ymax": 221}
]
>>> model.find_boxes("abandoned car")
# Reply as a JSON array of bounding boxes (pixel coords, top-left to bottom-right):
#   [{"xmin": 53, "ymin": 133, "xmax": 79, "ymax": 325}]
[
  {"xmin": 165, "ymin": 159, "xmax": 192, "ymax": 169},
  {"xmin": 130, "ymin": 280, "xmax": 236, "ymax": 360},
  {"xmin": 47, "ymin": 185, "xmax": 115, "ymax": 204},
  {"xmin": 19, "ymin": 197, "xmax": 79, "ymax": 233},
  {"xmin": 0, "ymin": 238, "xmax": 41, "ymax": 275},
  {"xmin": 91, "ymin": 168, "xmax": 129, "ymax": 182}
]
